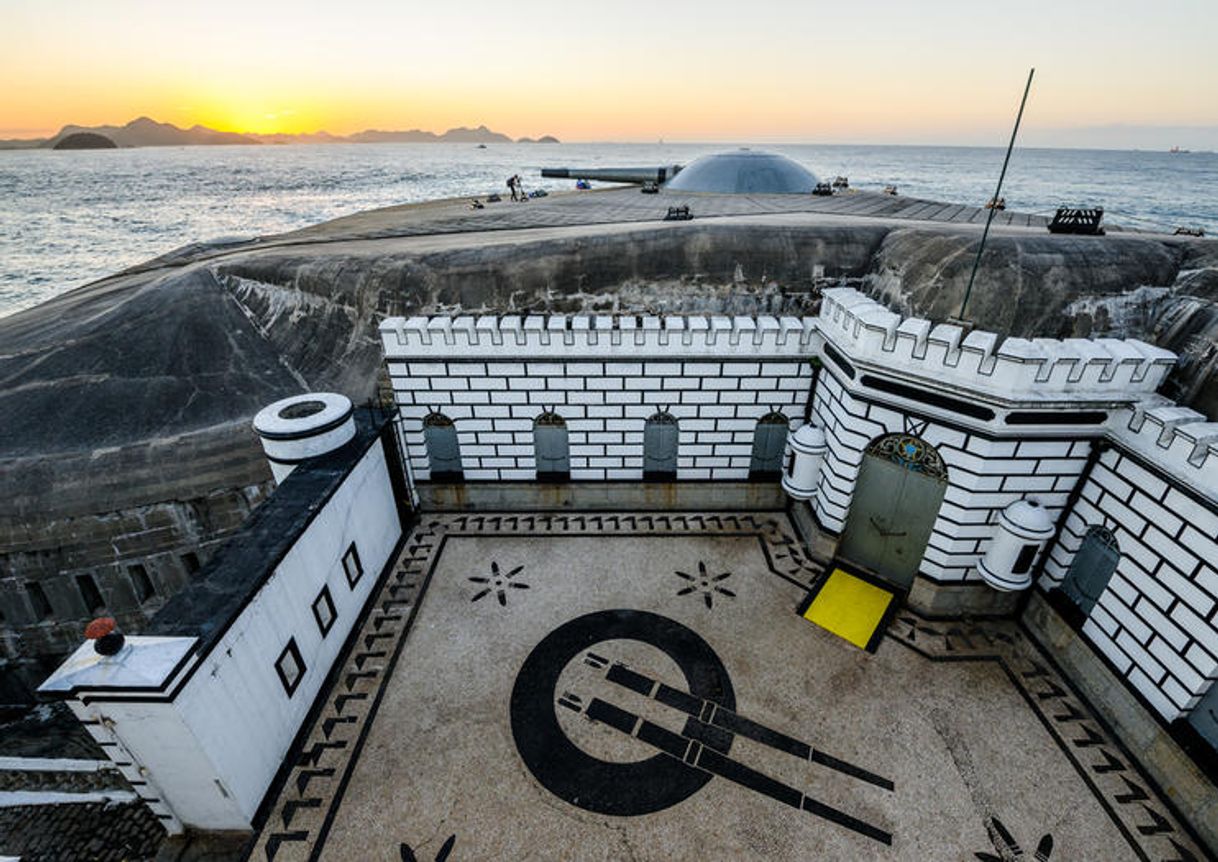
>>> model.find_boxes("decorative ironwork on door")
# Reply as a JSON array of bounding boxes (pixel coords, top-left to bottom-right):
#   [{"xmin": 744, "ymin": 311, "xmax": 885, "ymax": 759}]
[{"xmin": 865, "ymin": 434, "xmax": 948, "ymax": 482}]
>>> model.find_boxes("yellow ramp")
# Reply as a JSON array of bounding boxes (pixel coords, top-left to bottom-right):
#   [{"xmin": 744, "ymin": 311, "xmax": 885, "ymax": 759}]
[{"xmin": 802, "ymin": 568, "xmax": 895, "ymax": 651}]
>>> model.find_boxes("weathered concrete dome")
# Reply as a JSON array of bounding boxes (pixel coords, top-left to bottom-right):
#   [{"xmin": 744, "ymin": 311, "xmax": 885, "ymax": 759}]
[{"xmin": 666, "ymin": 150, "xmax": 819, "ymax": 194}]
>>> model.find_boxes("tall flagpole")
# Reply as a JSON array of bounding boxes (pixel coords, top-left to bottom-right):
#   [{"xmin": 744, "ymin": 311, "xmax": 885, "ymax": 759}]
[{"xmin": 956, "ymin": 68, "xmax": 1035, "ymax": 322}]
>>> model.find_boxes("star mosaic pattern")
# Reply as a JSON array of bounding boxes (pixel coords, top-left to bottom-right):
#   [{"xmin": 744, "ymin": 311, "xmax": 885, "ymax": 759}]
[
  {"xmin": 469, "ymin": 561, "xmax": 529, "ymax": 606},
  {"xmin": 674, "ymin": 561, "xmax": 736, "ymax": 609}
]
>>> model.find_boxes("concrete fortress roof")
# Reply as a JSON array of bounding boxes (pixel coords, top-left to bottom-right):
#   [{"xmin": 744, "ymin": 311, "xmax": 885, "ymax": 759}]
[{"xmin": 665, "ymin": 150, "xmax": 820, "ymax": 194}]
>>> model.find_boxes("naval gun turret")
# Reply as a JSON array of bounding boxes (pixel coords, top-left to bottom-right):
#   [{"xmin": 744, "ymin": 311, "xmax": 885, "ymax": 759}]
[
  {"xmin": 541, "ymin": 165, "xmax": 683, "ymax": 185},
  {"xmin": 542, "ymin": 151, "xmax": 821, "ymax": 195}
]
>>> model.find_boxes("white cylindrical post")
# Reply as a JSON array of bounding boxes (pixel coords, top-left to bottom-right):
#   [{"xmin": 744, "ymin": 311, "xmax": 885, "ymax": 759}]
[
  {"xmin": 253, "ymin": 392, "xmax": 356, "ymax": 484},
  {"xmin": 977, "ymin": 498, "xmax": 1055, "ymax": 591},
  {"xmin": 781, "ymin": 424, "xmax": 827, "ymax": 500}
]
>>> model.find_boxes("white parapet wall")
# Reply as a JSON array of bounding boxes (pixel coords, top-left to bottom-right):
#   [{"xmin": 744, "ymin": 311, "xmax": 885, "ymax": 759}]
[
  {"xmin": 40, "ymin": 418, "xmax": 403, "ymax": 832},
  {"xmin": 817, "ymin": 287, "xmax": 1176, "ymax": 402},
  {"xmin": 381, "ymin": 313, "xmax": 817, "ymax": 357},
  {"xmin": 380, "ymin": 313, "xmax": 818, "ymax": 481}
]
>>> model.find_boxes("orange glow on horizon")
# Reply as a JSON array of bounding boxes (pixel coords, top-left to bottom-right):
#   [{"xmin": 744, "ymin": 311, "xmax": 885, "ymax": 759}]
[{"xmin": 2, "ymin": 0, "xmax": 1216, "ymax": 146}]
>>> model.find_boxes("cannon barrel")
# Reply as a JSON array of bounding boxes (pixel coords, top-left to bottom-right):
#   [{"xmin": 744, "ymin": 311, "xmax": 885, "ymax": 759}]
[{"xmin": 540, "ymin": 165, "xmax": 683, "ymax": 185}]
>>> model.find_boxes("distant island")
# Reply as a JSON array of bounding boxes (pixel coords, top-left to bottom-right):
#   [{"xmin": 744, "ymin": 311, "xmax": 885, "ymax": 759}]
[
  {"xmin": 0, "ymin": 117, "xmax": 560, "ymax": 150},
  {"xmin": 52, "ymin": 132, "xmax": 117, "ymax": 150}
]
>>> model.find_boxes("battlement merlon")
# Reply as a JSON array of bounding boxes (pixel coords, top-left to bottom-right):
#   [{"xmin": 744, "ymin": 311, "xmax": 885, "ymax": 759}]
[
  {"xmin": 379, "ymin": 314, "xmax": 819, "ymax": 358},
  {"xmin": 819, "ymin": 288, "xmax": 1177, "ymax": 403},
  {"xmin": 1107, "ymin": 399, "xmax": 1218, "ymax": 502}
]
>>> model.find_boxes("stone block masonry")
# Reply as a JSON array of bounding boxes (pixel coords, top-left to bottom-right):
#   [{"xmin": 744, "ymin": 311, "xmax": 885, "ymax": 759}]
[
  {"xmin": 0, "ymin": 483, "xmax": 273, "ymax": 681},
  {"xmin": 1040, "ymin": 441, "xmax": 1218, "ymax": 723},
  {"xmin": 809, "ymin": 368, "xmax": 1087, "ymax": 584},
  {"xmin": 381, "ymin": 315, "xmax": 817, "ymax": 481}
]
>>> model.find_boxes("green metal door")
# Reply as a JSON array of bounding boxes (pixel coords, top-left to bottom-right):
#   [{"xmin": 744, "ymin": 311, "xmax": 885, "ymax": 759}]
[
  {"xmin": 534, "ymin": 412, "xmax": 570, "ymax": 479},
  {"xmin": 837, "ymin": 435, "xmax": 948, "ymax": 589}
]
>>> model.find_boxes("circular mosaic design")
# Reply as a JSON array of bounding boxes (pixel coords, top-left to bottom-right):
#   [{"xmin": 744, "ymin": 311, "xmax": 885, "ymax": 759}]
[{"xmin": 509, "ymin": 609, "xmax": 735, "ymax": 816}]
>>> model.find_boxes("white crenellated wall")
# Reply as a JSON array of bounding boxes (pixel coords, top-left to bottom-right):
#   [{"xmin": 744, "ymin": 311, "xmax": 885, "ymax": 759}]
[
  {"xmin": 1109, "ymin": 397, "xmax": 1218, "ymax": 492},
  {"xmin": 381, "ymin": 314, "xmax": 818, "ymax": 481},
  {"xmin": 381, "ymin": 313, "xmax": 817, "ymax": 357},
  {"xmin": 818, "ymin": 288, "xmax": 1176, "ymax": 401},
  {"xmin": 809, "ymin": 289, "xmax": 1181, "ymax": 587},
  {"xmin": 816, "ymin": 289, "xmax": 1218, "ymax": 727}
]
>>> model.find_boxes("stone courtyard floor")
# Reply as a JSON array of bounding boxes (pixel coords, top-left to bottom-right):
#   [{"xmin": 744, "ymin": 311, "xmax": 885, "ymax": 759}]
[{"xmin": 248, "ymin": 512, "xmax": 1208, "ymax": 861}]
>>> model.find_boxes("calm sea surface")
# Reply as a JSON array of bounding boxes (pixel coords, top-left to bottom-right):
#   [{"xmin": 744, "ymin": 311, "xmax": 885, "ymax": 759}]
[{"xmin": 1, "ymin": 142, "xmax": 1215, "ymax": 318}]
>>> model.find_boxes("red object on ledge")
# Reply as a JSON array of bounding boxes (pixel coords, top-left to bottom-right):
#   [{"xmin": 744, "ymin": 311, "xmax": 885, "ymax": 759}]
[{"xmin": 84, "ymin": 617, "xmax": 117, "ymax": 640}]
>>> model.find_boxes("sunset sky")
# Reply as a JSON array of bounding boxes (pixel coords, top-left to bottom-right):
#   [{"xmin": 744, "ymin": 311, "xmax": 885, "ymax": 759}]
[{"xmin": 3, "ymin": 0, "xmax": 1217, "ymax": 146}]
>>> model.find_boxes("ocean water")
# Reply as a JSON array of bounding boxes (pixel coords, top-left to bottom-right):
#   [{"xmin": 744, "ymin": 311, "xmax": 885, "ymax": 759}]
[{"xmin": 0, "ymin": 142, "xmax": 1215, "ymax": 318}]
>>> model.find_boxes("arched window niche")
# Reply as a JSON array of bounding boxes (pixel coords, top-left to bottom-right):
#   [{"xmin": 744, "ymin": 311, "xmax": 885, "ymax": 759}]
[
  {"xmin": 1053, "ymin": 524, "xmax": 1120, "ymax": 629},
  {"xmin": 423, "ymin": 411, "xmax": 464, "ymax": 482},
  {"xmin": 749, "ymin": 410, "xmax": 790, "ymax": 480},
  {"xmin": 534, "ymin": 410, "xmax": 570, "ymax": 482},
  {"xmin": 643, "ymin": 409, "xmax": 679, "ymax": 481}
]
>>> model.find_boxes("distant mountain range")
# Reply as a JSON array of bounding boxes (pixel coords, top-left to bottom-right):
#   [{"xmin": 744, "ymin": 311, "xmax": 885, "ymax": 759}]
[{"xmin": 0, "ymin": 117, "xmax": 559, "ymax": 149}]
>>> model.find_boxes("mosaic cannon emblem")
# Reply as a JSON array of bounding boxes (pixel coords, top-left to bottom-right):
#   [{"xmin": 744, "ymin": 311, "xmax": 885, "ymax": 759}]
[{"xmin": 509, "ymin": 609, "xmax": 894, "ymax": 844}]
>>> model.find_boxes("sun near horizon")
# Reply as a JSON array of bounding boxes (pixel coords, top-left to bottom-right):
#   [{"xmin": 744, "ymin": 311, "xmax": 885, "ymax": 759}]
[{"xmin": 3, "ymin": 0, "xmax": 1218, "ymax": 146}]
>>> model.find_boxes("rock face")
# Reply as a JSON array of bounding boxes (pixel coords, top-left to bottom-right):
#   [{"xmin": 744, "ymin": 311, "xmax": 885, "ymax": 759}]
[
  {"xmin": 865, "ymin": 228, "xmax": 1218, "ymax": 412},
  {"xmin": 2, "ymin": 189, "xmax": 1216, "ymax": 695},
  {"xmin": 51, "ymin": 132, "xmax": 116, "ymax": 150},
  {"xmin": 866, "ymin": 228, "xmax": 1185, "ymax": 334}
]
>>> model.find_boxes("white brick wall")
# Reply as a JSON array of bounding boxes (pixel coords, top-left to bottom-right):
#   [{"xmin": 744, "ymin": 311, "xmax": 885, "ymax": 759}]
[
  {"xmin": 381, "ymin": 316, "xmax": 816, "ymax": 482},
  {"xmin": 810, "ymin": 369, "xmax": 1085, "ymax": 584},
  {"xmin": 1041, "ymin": 446, "xmax": 1218, "ymax": 722}
]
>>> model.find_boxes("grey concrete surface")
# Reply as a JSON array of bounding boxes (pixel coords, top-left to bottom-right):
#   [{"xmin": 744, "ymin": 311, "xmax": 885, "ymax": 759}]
[{"xmin": 906, "ymin": 575, "xmax": 1021, "ymax": 618}]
